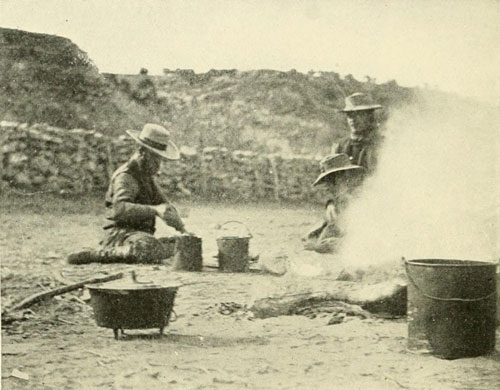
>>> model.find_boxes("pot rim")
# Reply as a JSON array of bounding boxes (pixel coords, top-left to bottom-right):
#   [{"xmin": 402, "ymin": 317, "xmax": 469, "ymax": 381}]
[
  {"xmin": 405, "ymin": 258, "xmax": 498, "ymax": 267},
  {"xmin": 85, "ymin": 284, "xmax": 180, "ymax": 292}
]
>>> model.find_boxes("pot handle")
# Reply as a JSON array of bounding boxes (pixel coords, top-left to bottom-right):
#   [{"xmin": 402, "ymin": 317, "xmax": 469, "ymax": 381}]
[
  {"xmin": 130, "ymin": 270, "xmax": 153, "ymax": 284},
  {"xmin": 218, "ymin": 220, "xmax": 252, "ymax": 238}
]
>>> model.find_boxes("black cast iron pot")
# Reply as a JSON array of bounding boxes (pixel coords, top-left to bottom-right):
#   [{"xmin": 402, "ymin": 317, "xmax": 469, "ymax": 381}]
[{"xmin": 86, "ymin": 273, "xmax": 178, "ymax": 339}]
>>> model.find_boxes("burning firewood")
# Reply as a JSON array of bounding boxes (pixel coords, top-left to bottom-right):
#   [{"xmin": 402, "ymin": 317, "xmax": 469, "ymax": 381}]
[{"xmin": 250, "ymin": 279, "xmax": 407, "ymax": 319}]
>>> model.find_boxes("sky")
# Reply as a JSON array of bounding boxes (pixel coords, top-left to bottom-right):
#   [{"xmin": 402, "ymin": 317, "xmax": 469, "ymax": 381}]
[{"xmin": 1, "ymin": 0, "xmax": 499, "ymax": 103}]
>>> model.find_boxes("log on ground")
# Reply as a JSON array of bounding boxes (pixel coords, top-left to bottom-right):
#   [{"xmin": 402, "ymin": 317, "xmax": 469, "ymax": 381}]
[{"xmin": 250, "ymin": 279, "xmax": 407, "ymax": 319}]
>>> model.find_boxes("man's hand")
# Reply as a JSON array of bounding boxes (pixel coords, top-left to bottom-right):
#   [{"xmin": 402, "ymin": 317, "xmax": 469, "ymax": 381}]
[
  {"xmin": 153, "ymin": 203, "xmax": 179, "ymax": 220},
  {"xmin": 153, "ymin": 203, "xmax": 186, "ymax": 233},
  {"xmin": 325, "ymin": 202, "xmax": 337, "ymax": 224},
  {"xmin": 152, "ymin": 204, "xmax": 168, "ymax": 218}
]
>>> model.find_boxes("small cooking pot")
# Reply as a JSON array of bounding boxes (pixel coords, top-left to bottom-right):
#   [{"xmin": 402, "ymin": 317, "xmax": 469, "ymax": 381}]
[
  {"xmin": 86, "ymin": 272, "xmax": 178, "ymax": 339},
  {"xmin": 216, "ymin": 221, "xmax": 252, "ymax": 272}
]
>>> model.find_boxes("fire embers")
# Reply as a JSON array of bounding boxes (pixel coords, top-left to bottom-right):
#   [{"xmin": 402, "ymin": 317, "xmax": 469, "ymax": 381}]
[
  {"xmin": 293, "ymin": 301, "xmax": 371, "ymax": 325},
  {"xmin": 195, "ymin": 302, "xmax": 254, "ymax": 321},
  {"xmin": 217, "ymin": 302, "xmax": 248, "ymax": 316}
]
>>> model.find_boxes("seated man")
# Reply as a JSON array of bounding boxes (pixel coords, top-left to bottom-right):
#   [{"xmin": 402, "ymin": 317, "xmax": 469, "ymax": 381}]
[
  {"xmin": 333, "ymin": 92, "xmax": 383, "ymax": 173},
  {"xmin": 304, "ymin": 153, "xmax": 365, "ymax": 253},
  {"xmin": 68, "ymin": 123, "xmax": 188, "ymax": 264}
]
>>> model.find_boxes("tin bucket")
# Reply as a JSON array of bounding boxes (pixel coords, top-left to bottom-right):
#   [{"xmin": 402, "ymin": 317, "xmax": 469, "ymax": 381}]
[
  {"xmin": 405, "ymin": 258, "xmax": 497, "ymax": 359},
  {"xmin": 216, "ymin": 221, "xmax": 252, "ymax": 272},
  {"xmin": 173, "ymin": 235, "xmax": 203, "ymax": 271}
]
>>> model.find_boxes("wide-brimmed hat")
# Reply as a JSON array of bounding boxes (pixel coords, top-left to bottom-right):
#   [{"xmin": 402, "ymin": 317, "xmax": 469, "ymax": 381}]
[
  {"xmin": 126, "ymin": 123, "xmax": 180, "ymax": 160},
  {"xmin": 313, "ymin": 153, "xmax": 365, "ymax": 186},
  {"xmin": 341, "ymin": 93, "xmax": 382, "ymax": 112}
]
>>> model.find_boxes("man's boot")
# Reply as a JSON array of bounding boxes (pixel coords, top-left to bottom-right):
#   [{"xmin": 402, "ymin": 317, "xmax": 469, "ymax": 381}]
[
  {"xmin": 67, "ymin": 249, "xmax": 104, "ymax": 265},
  {"xmin": 67, "ymin": 247, "xmax": 137, "ymax": 264}
]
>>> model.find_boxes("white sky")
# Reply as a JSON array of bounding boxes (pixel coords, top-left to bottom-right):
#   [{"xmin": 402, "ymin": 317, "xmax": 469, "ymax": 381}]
[{"xmin": 1, "ymin": 0, "xmax": 499, "ymax": 103}]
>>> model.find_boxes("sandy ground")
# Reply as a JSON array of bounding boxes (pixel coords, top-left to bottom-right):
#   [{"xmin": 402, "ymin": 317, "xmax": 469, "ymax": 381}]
[{"xmin": 1, "ymin": 195, "xmax": 499, "ymax": 390}]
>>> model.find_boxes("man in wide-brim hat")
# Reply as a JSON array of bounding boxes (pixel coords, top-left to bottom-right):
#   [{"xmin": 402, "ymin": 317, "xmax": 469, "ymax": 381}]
[
  {"xmin": 312, "ymin": 153, "xmax": 365, "ymax": 187},
  {"xmin": 305, "ymin": 153, "xmax": 365, "ymax": 253},
  {"xmin": 334, "ymin": 92, "xmax": 382, "ymax": 173},
  {"xmin": 68, "ymin": 123, "xmax": 188, "ymax": 264}
]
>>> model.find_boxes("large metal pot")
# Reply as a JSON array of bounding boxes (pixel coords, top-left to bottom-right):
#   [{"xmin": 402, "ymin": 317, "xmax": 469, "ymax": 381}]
[
  {"xmin": 86, "ymin": 273, "xmax": 178, "ymax": 339},
  {"xmin": 405, "ymin": 258, "xmax": 497, "ymax": 359}
]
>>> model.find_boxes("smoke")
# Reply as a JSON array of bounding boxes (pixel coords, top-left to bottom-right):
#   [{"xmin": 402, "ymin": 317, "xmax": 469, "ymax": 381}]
[{"xmin": 334, "ymin": 93, "xmax": 500, "ymax": 278}]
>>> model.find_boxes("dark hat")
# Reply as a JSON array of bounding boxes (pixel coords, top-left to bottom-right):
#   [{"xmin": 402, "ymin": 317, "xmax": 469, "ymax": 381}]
[
  {"xmin": 341, "ymin": 93, "xmax": 382, "ymax": 112},
  {"xmin": 312, "ymin": 153, "xmax": 365, "ymax": 186},
  {"xmin": 126, "ymin": 123, "xmax": 180, "ymax": 160}
]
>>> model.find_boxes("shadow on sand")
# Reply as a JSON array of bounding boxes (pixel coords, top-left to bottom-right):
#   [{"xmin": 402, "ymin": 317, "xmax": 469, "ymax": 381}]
[{"xmin": 112, "ymin": 331, "xmax": 268, "ymax": 347}]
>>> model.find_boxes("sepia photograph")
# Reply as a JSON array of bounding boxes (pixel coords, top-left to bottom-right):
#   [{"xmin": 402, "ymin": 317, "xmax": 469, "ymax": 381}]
[{"xmin": 1, "ymin": 0, "xmax": 499, "ymax": 389}]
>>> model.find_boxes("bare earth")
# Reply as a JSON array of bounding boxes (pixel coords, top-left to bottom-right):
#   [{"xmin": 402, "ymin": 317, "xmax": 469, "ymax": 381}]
[{"xmin": 1, "ymin": 195, "xmax": 499, "ymax": 390}]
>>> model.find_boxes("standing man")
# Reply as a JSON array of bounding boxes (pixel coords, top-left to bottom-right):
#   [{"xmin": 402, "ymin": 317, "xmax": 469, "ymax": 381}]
[
  {"xmin": 68, "ymin": 123, "xmax": 188, "ymax": 264},
  {"xmin": 334, "ymin": 92, "xmax": 382, "ymax": 174}
]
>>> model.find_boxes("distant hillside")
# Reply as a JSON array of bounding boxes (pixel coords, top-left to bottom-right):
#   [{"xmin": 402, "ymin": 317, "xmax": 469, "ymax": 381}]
[
  {"xmin": 0, "ymin": 28, "xmax": 153, "ymax": 132},
  {"xmin": 1, "ymin": 27, "xmax": 417, "ymax": 154},
  {"xmin": 123, "ymin": 69, "xmax": 416, "ymax": 153}
]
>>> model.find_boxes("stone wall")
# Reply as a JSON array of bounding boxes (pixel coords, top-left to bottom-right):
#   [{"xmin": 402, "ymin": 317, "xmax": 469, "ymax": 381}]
[{"xmin": 1, "ymin": 121, "xmax": 328, "ymax": 203}]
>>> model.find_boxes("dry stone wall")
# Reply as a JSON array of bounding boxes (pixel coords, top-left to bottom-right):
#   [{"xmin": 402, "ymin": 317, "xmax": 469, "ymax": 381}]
[{"xmin": 1, "ymin": 121, "xmax": 329, "ymax": 203}]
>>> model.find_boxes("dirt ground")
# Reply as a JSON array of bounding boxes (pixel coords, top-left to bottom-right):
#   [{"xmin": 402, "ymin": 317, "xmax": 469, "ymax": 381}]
[{"xmin": 2, "ymin": 194, "xmax": 499, "ymax": 390}]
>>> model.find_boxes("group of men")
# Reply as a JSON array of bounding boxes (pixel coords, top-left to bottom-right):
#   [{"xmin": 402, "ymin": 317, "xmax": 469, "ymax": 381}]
[
  {"xmin": 305, "ymin": 92, "xmax": 382, "ymax": 253},
  {"xmin": 68, "ymin": 92, "xmax": 382, "ymax": 264}
]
